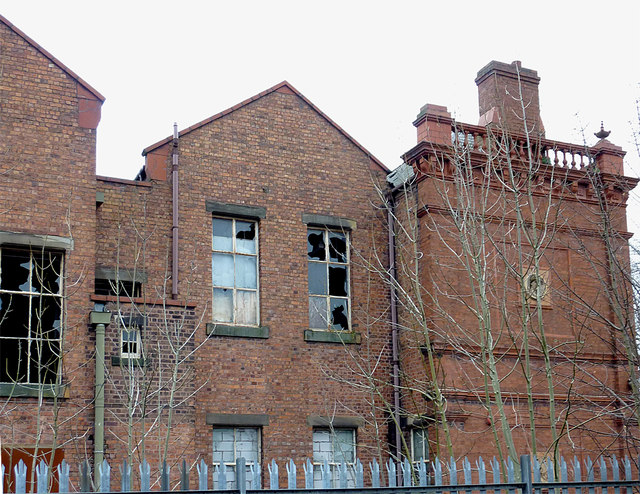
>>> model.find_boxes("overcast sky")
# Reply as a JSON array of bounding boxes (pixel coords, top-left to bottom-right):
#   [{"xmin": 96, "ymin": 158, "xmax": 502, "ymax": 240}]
[{"xmin": 3, "ymin": 2, "xmax": 639, "ymax": 214}]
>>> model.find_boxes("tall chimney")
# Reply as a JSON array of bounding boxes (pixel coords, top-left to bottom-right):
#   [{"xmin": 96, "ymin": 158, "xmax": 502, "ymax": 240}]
[{"xmin": 475, "ymin": 60, "xmax": 545, "ymax": 137}]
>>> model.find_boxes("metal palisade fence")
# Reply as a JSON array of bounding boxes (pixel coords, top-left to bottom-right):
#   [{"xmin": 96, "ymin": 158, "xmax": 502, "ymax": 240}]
[{"xmin": 1, "ymin": 454, "xmax": 639, "ymax": 493}]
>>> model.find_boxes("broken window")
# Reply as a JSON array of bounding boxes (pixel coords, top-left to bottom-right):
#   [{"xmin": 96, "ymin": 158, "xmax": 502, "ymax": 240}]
[
  {"xmin": 0, "ymin": 247, "xmax": 63, "ymax": 385},
  {"xmin": 212, "ymin": 218, "xmax": 258, "ymax": 325},
  {"xmin": 307, "ymin": 229, "xmax": 350, "ymax": 331},
  {"xmin": 120, "ymin": 320, "xmax": 141, "ymax": 359}
]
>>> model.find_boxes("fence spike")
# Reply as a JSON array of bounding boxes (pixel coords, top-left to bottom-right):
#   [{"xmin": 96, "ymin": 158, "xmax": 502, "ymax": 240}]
[
  {"xmin": 449, "ymin": 457, "xmax": 458, "ymax": 486},
  {"xmin": 355, "ymin": 459, "xmax": 364, "ymax": 488},
  {"xmin": 120, "ymin": 460, "xmax": 131, "ymax": 492},
  {"xmin": 369, "ymin": 459, "xmax": 380, "ymax": 488},
  {"xmin": 14, "ymin": 460, "xmax": 27, "ymax": 494},
  {"xmin": 433, "ymin": 457, "xmax": 442, "ymax": 486},
  {"xmin": 560, "ymin": 456, "xmax": 568, "ymax": 494},
  {"xmin": 161, "ymin": 461, "xmax": 170, "ymax": 492},
  {"xmin": 303, "ymin": 459, "xmax": 313, "ymax": 489},
  {"xmin": 572, "ymin": 456, "xmax": 581, "ymax": 482},
  {"xmin": 401, "ymin": 459, "xmax": 412, "ymax": 487},
  {"xmin": 623, "ymin": 457, "xmax": 632, "ymax": 481},
  {"xmin": 217, "ymin": 462, "xmax": 227, "ymax": 491},
  {"xmin": 99, "ymin": 459, "xmax": 110, "ymax": 493},
  {"xmin": 139, "ymin": 459, "xmax": 150, "ymax": 492},
  {"xmin": 386, "ymin": 458, "xmax": 396, "ymax": 488},
  {"xmin": 180, "ymin": 460, "xmax": 189, "ymax": 491},
  {"xmin": 491, "ymin": 457, "xmax": 500, "ymax": 484},
  {"xmin": 611, "ymin": 456, "xmax": 620, "ymax": 494},
  {"xmin": 463, "ymin": 457, "xmax": 472, "ymax": 485},
  {"xmin": 237, "ymin": 458, "xmax": 247, "ymax": 494},
  {"xmin": 339, "ymin": 462, "xmax": 348, "ymax": 489},
  {"xmin": 507, "ymin": 457, "xmax": 516, "ymax": 494},
  {"xmin": 36, "ymin": 460, "xmax": 48, "ymax": 494},
  {"xmin": 268, "ymin": 460, "xmax": 279, "ymax": 490},
  {"xmin": 321, "ymin": 459, "xmax": 331, "ymax": 489},
  {"xmin": 286, "ymin": 459, "xmax": 296, "ymax": 489},
  {"xmin": 599, "ymin": 457, "xmax": 607, "ymax": 482},
  {"xmin": 546, "ymin": 458, "xmax": 554, "ymax": 483},
  {"xmin": 477, "ymin": 456, "xmax": 486, "ymax": 484},
  {"xmin": 533, "ymin": 456, "xmax": 540, "ymax": 483},
  {"xmin": 585, "ymin": 457, "xmax": 595, "ymax": 494},
  {"xmin": 250, "ymin": 461, "xmax": 261, "ymax": 490},
  {"xmin": 79, "ymin": 460, "xmax": 91, "ymax": 493},
  {"xmin": 57, "ymin": 460, "xmax": 70, "ymax": 494},
  {"xmin": 520, "ymin": 456, "xmax": 532, "ymax": 494},
  {"xmin": 419, "ymin": 461, "xmax": 429, "ymax": 488}
]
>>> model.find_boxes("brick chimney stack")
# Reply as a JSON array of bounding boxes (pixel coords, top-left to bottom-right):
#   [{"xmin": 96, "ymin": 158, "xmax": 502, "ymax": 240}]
[{"xmin": 475, "ymin": 60, "xmax": 545, "ymax": 137}]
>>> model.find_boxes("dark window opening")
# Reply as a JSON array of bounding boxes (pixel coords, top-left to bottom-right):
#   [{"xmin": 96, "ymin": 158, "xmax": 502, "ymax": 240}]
[{"xmin": 95, "ymin": 278, "xmax": 142, "ymax": 298}]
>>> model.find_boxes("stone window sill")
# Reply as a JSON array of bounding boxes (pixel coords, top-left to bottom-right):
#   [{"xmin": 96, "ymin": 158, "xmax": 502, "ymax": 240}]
[
  {"xmin": 304, "ymin": 330, "xmax": 361, "ymax": 344},
  {"xmin": 0, "ymin": 383, "xmax": 69, "ymax": 398},
  {"xmin": 111, "ymin": 356, "xmax": 146, "ymax": 367},
  {"xmin": 206, "ymin": 324, "xmax": 269, "ymax": 339}
]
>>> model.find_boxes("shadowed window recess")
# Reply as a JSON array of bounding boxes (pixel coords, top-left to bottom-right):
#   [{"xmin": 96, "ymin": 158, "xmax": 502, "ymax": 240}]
[
  {"xmin": 212, "ymin": 218, "xmax": 259, "ymax": 326},
  {"xmin": 307, "ymin": 229, "xmax": 350, "ymax": 331},
  {"xmin": 0, "ymin": 247, "xmax": 63, "ymax": 385}
]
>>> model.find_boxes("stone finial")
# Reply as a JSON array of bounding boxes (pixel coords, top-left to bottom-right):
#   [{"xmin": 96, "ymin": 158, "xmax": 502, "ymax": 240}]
[{"xmin": 594, "ymin": 121, "xmax": 611, "ymax": 140}]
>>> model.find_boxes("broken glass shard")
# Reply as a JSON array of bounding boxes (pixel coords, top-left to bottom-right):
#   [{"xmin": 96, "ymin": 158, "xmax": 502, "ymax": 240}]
[{"xmin": 236, "ymin": 221, "xmax": 256, "ymax": 255}]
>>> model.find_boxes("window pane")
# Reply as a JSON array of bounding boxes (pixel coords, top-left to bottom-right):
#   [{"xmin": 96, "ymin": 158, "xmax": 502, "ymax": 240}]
[
  {"xmin": 212, "ymin": 218, "xmax": 233, "ymax": 251},
  {"xmin": 0, "ymin": 337, "xmax": 28, "ymax": 383},
  {"xmin": 412, "ymin": 429, "xmax": 427, "ymax": 461},
  {"xmin": 212, "ymin": 253, "xmax": 234, "ymax": 287},
  {"xmin": 236, "ymin": 222, "xmax": 256, "ymax": 255},
  {"xmin": 31, "ymin": 296, "xmax": 62, "ymax": 340},
  {"xmin": 236, "ymin": 290, "xmax": 257, "ymax": 325},
  {"xmin": 312, "ymin": 430, "xmax": 331, "ymax": 463},
  {"xmin": 0, "ymin": 294, "xmax": 30, "ymax": 338},
  {"xmin": 308, "ymin": 263, "xmax": 327, "ymax": 295},
  {"xmin": 333, "ymin": 430, "xmax": 354, "ymax": 463},
  {"xmin": 307, "ymin": 230, "xmax": 325, "ymax": 260},
  {"xmin": 329, "ymin": 233, "xmax": 347, "ymax": 263},
  {"xmin": 309, "ymin": 297, "xmax": 327, "ymax": 329},
  {"xmin": 213, "ymin": 288, "xmax": 233, "ymax": 322},
  {"xmin": 29, "ymin": 337, "xmax": 60, "ymax": 384},
  {"xmin": 236, "ymin": 256, "xmax": 257, "ymax": 289},
  {"xmin": 330, "ymin": 298, "xmax": 349, "ymax": 330},
  {"xmin": 1, "ymin": 249, "xmax": 32, "ymax": 292},
  {"xmin": 32, "ymin": 252, "xmax": 62, "ymax": 295},
  {"xmin": 328, "ymin": 265, "xmax": 348, "ymax": 296}
]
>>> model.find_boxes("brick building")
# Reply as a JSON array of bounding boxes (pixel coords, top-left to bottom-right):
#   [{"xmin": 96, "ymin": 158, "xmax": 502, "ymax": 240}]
[{"xmin": 0, "ymin": 15, "xmax": 637, "ymax": 491}]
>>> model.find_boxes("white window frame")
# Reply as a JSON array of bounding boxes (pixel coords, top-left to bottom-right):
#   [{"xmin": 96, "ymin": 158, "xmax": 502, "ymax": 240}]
[
  {"xmin": 0, "ymin": 246, "xmax": 64, "ymax": 385},
  {"xmin": 120, "ymin": 325, "xmax": 141, "ymax": 359},
  {"xmin": 307, "ymin": 228, "xmax": 351, "ymax": 331},
  {"xmin": 211, "ymin": 217, "xmax": 259, "ymax": 326},
  {"xmin": 410, "ymin": 428, "xmax": 429, "ymax": 465}
]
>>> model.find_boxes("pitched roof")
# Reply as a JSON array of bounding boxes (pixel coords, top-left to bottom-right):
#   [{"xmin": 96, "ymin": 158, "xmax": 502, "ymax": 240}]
[
  {"xmin": 142, "ymin": 81, "xmax": 389, "ymax": 173},
  {"xmin": 0, "ymin": 14, "xmax": 105, "ymax": 102}
]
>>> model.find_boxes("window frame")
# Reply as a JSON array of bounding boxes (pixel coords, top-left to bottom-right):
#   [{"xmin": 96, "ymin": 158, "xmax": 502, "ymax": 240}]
[
  {"xmin": 410, "ymin": 428, "xmax": 429, "ymax": 466},
  {"xmin": 211, "ymin": 216, "xmax": 260, "ymax": 327},
  {"xmin": 212, "ymin": 426, "xmax": 262, "ymax": 489},
  {"xmin": 120, "ymin": 325, "xmax": 141, "ymax": 359},
  {"xmin": 0, "ymin": 246, "xmax": 64, "ymax": 386},
  {"xmin": 307, "ymin": 228, "xmax": 351, "ymax": 332},
  {"xmin": 311, "ymin": 428, "xmax": 356, "ymax": 488}
]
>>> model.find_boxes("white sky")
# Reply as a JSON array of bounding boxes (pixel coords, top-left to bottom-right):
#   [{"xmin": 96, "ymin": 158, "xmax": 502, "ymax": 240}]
[{"xmin": 3, "ymin": 1, "xmax": 640, "ymax": 225}]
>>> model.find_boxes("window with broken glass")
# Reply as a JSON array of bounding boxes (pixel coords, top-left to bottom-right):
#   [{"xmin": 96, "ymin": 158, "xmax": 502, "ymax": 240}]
[
  {"xmin": 212, "ymin": 218, "xmax": 259, "ymax": 326},
  {"xmin": 120, "ymin": 324, "xmax": 141, "ymax": 359},
  {"xmin": 307, "ymin": 229, "xmax": 350, "ymax": 331},
  {"xmin": 0, "ymin": 247, "xmax": 63, "ymax": 385}
]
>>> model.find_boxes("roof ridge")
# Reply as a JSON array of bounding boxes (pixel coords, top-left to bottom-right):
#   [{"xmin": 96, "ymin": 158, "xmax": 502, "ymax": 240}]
[
  {"xmin": 142, "ymin": 81, "xmax": 389, "ymax": 173},
  {"xmin": 0, "ymin": 13, "xmax": 105, "ymax": 102}
]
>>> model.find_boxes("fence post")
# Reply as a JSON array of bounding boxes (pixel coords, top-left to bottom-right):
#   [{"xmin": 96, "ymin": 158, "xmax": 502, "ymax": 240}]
[
  {"xmin": 79, "ymin": 460, "xmax": 91, "ymax": 493},
  {"xmin": 355, "ymin": 459, "xmax": 364, "ymax": 488},
  {"xmin": 36, "ymin": 460, "xmax": 48, "ymax": 494},
  {"xmin": 520, "ymin": 455, "xmax": 532, "ymax": 494},
  {"xmin": 197, "ymin": 459, "xmax": 207, "ymax": 491},
  {"xmin": 140, "ymin": 459, "xmax": 150, "ymax": 492},
  {"xmin": 99, "ymin": 459, "xmax": 111, "ymax": 493},
  {"xmin": 161, "ymin": 462, "xmax": 170, "ymax": 492},
  {"xmin": 303, "ymin": 459, "xmax": 313, "ymax": 489},
  {"xmin": 237, "ymin": 458, "xmax": 247, "ymax": 494},
  {"xmin": 180, "ymin": 460, "xmax": 189, "ymax": 491},
  {"xmin": 57, "ymin": 460, "xmax": 70, "ymax": 494},
  {"xmin": 268, "ymin": 460, "xmax": 278, "ymax": 490},
  {"xmin": 249, "ymin": 462, "xmax": 261, "ymax": 490},
  {"xmin": 120, "ymin": 460, "xmax": 131, "ymax": 492},
  {"xmin": 369, "ymin": 459, "xmax": 380, "ymax": 488},
  {"xmin": 386, "ymin": 459, "xmax": 396, "ymax": 488},
  {"xmin": 14, "ymin": 460, "xmax": 27, "ymax": 494},
  {"xmin": 286, "ymin": 459, "xmax": 296, "ymax": 489}
]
